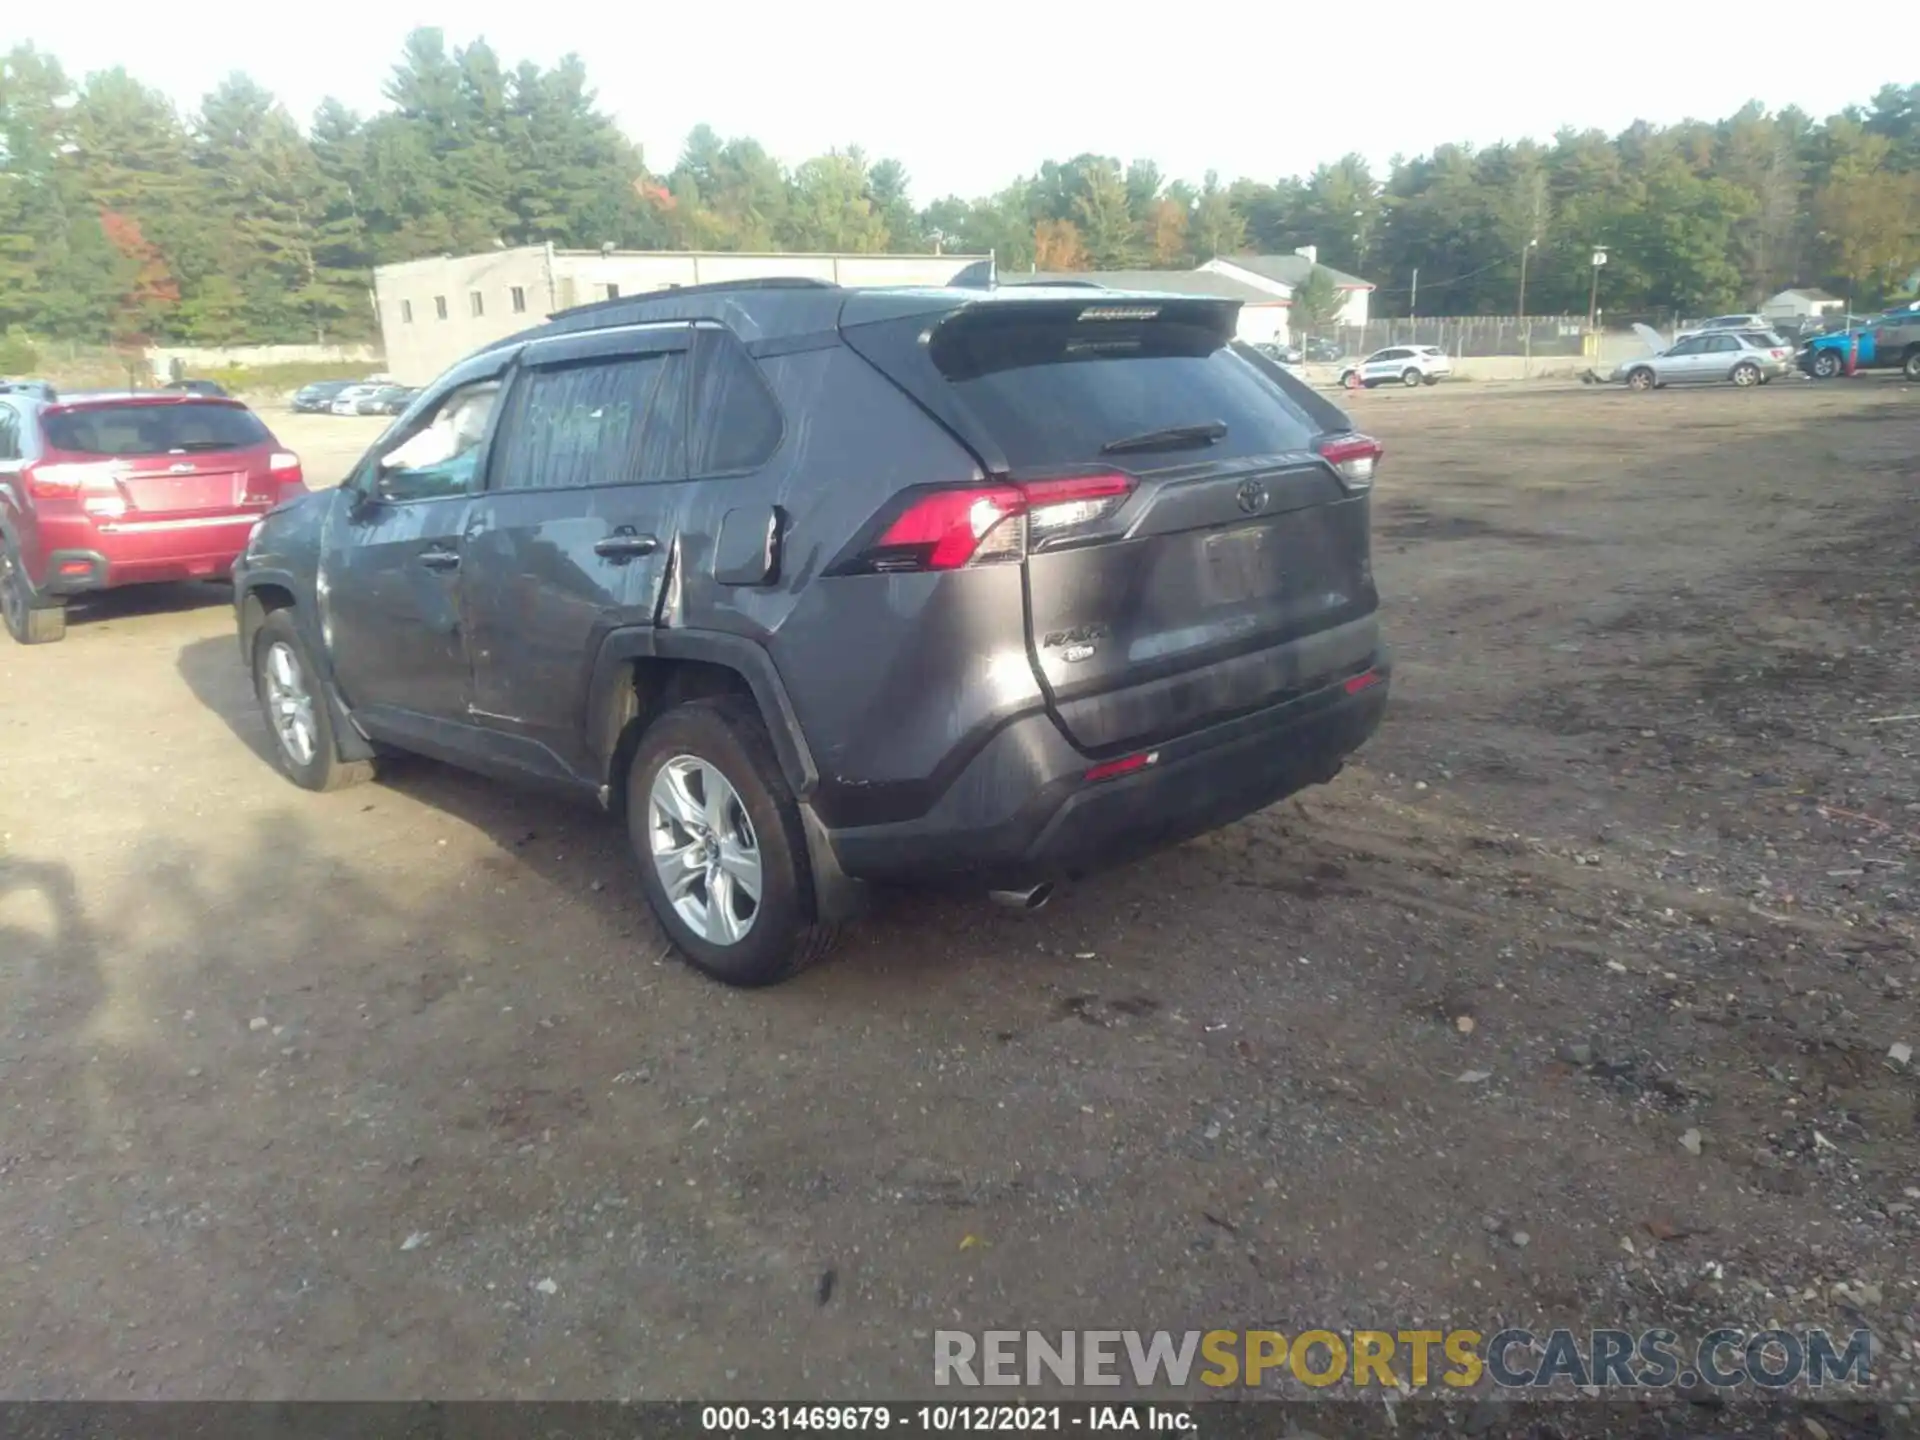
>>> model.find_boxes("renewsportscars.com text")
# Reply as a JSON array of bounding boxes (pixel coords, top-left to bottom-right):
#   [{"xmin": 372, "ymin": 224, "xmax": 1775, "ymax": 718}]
[{"xmin": 934, "ymin": 1328, "xmax": 1873, "ymax": 1391}]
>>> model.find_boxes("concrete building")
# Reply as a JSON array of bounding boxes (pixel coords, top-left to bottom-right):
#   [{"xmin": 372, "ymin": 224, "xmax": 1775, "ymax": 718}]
[
  {"xmin": 1201, "ymin": 249, "xmax": 1376, "ymax": 329},
  {"xmin": 373, "ymin": 245, "xmax": 991, "ymax": 383},
  {"xmin": 1006, "ymin": 268, "xmax": 1293, "ymax": 345}
]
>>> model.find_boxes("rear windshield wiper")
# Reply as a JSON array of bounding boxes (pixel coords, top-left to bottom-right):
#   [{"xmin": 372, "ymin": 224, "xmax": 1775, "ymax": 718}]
[{"xmin": 1100, "ymin": 420, "xmax": 1228, "ymax": 456}]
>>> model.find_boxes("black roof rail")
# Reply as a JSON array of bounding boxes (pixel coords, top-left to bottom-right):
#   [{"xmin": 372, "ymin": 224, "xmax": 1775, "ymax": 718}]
[{"xmin": 549, "ymin": 275, "xmax": 839, "ymax": 320}]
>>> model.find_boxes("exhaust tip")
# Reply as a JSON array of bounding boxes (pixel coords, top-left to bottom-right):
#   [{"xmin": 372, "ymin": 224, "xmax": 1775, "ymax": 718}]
[{"xmin": 989, "ymin": 883, "xmax": 1055, "ymax": 912}]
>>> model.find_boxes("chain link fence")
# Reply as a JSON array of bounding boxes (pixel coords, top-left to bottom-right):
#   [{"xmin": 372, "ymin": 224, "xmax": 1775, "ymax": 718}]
[{"xmin": 1295, "ymin": 315, "xmax": 1595, "ymax": 360}]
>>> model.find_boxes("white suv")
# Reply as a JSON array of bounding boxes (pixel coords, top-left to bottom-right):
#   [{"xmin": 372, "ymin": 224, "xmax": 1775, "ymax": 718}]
[{"xmin": 1339, "ymin": 345, "xmax": 1452, "ymax": 389}]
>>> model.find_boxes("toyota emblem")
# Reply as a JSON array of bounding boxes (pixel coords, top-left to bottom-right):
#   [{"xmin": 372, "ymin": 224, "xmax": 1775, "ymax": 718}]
[{"xmin": 1235, "ymin": 480, "xmax": 1268, "ymax": 515}]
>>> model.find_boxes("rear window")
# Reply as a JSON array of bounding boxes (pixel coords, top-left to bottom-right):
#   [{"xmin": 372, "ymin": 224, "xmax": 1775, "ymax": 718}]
[
  {"xmin": 43, "ymin": 402, "xmax": 269, "ymax": 456},
  {"xmin": 928, "ymin": 312, "xmax": 1318, "ymax": 469}
]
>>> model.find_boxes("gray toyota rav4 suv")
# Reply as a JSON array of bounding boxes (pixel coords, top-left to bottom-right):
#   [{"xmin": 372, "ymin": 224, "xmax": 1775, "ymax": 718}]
[{"xmin": 233, "ymin": 278, "xmax": 1389, "ymax": 986}]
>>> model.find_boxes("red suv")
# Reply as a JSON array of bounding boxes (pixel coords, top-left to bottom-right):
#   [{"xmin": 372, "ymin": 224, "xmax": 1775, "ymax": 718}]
[{"xmin": 0, "ymin": 391, "xmax": 305, "ymax": 644}]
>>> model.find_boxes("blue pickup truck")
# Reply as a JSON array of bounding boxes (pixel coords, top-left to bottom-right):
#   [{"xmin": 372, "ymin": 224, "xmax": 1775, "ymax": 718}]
[{"xmin": 1799, "ymin": 302, "xmax": 1920, "ymax": 379}]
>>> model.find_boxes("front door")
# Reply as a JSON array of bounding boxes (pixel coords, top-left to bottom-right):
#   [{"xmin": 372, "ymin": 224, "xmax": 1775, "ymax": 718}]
[
  {"xmin": 460, "ymin": 323, "xmax": 694, "ymax": 773},
  {"xmin": 321, "ymin": 369, "xmax": 507, "ymax": 722}
]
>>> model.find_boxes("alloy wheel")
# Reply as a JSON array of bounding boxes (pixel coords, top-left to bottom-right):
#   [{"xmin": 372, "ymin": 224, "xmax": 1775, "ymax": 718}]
[
  {"xmin": 648, "ymin": 755, "xmax": 763, "ymax": 945},
  {"xmin": 263, "ymin": 640, "xmax": 319, "ymax": 767}
]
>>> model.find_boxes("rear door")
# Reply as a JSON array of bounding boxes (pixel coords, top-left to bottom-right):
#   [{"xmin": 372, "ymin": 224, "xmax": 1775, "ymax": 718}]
[
  {"xmin": 893, "ymin": 299, "xmax": 1379, "ymax": 753},
  {"xmin": 459, "ymin": 323, "xmax": 692, "ymax": 768}
]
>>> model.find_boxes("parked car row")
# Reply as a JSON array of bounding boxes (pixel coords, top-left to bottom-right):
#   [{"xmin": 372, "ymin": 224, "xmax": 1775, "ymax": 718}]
[{"xmin": 290, "ymin": 379, "xmax": 419, "ymax": 416}]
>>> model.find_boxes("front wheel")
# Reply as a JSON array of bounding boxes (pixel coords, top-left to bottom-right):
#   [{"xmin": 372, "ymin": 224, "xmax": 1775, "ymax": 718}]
[
  {"xmin": 1, "ymin": 543, "xmax": 65, "ymax": 645},
  {"xmin": 1626, "ymin": 368, "xmax": 1655, "ymax": 392},
  {"xmin": 251, "ymin": 609, "xmax": 373, "ymax": 791},
  {"xmin": 1731, "ymin": 362, "xmax": 1761, "ymax": 387},
  {"xmin": 1811, "ymin": 350, "xmax": 1842, "ymax": 379},
  {"xmin": 1401, "ymin": 368, "xmax": 1422, "ymax": 388},
  {"xmin": 1904, "ymin": 349, "xmax": 1920, "ymax": 382},
  {"xmin": 628, "ymin": 696, "xmax": 839, "ymax": 987}
]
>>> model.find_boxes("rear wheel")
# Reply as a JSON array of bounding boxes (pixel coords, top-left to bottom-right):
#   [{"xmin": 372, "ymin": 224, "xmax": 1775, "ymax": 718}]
[
  {"xmin": 1731, "ymin": 362, "xmax": 1761, "ymax": 387},
  {"xmin": 1811, "ymin": 350, "xmax": 1843, "ymax": 379},
  {"xmin": 1421, "ymin": 371, "xmax": 1440, "ymax": 386},
  {"xmin": 1903, "ymin": 348, "xmax": 1920, "ymax": 382},
  {"xmin": 1, "ymin": 543, "xmax": 65, "ymax": 645},
  {"xmin": 1626, "ymin": 367, "xmax": 1655, "ymax": 392},
  {"xmin": 251, "ymin": 609, "xmax": 372, "ymax": 791},
  {"xmin": 628, "ymin": 696, "xmax": 839, "ymax": 987},
  {"xmin": 1340, "ymin": 370, "xmax": 1360, "ymax": 390},
  {"xmin": 1401, "ymin": 367, "xmax": 1422, "ymax": 388}
]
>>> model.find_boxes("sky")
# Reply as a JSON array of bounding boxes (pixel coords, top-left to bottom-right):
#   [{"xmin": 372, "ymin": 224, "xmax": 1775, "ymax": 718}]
[{"xmin": 16, "ymin": 0, "xmax": 1914, "ymax": 203}]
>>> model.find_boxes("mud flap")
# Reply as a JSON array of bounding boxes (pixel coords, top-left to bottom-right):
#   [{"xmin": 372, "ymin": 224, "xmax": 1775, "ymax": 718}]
[{"xmin": 801, "ymin": 801, "xmax": 869, "ymax": 923}]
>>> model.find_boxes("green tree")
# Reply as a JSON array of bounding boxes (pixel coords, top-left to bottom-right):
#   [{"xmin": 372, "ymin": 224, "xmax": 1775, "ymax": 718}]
[{"xmin": 1289, "ymin": 265, "xmax": 1344, "ymax": 336}]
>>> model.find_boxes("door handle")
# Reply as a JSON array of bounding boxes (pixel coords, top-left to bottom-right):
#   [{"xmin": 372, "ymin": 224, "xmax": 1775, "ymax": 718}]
[
  {"xmin": 594, "ymin": 528, "xmax": 659, "ymax": 561},
  {"xmin": 417, "ymin": 546, "xmax": 461, "ymax": 570}
]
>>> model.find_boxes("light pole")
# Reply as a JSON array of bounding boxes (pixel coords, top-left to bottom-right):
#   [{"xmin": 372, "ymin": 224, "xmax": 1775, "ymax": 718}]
[
  {"xmin": 1517, "ymin": 236, "xmax": 1539, "ymax": 376},
  {"xmin": 1587, "ymin": 247, "xmax": 1607, "ymax": 359}
]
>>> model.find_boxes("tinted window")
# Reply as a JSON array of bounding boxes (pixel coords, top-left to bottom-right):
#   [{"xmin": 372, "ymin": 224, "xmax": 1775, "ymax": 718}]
[
  {"xmin": 690, "ymin": 331, "xmax": 783, "ymax": 475},
  {"xmin": 929, "ymin": 314, "xmax": 1317, "ymax": 469},
  {"xmin": 1666, "ymin": 337, "xmax": 1705, "ymax": 355},
  {"xmin": 0, "ymin": 406, "xmax": 19, "ymax": 461},
  {"xmin": 1706, "ymin": 335, "xmax": 1740, "ymax": 353},
  {"xmin": 43, "ymin": 402, "xmax": 268, "ymax": 456},
  {"xmin": 491, "ymin": 353, "xmax": 687, "ymax": 491}
]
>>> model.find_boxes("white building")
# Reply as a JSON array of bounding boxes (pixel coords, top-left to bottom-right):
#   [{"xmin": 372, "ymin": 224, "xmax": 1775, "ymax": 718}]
[
  {"xmin": 1007, "ymin": 268, "xmax": 1293, "ymax": 345},
  {"xmin": 1200, "ymin": 249, "xmax": 1376, "ymax": 329},
  {"xmin": 1761, "ymin": 287, "xmax": 1846, "ymax": 325},
  {"xmin": 373, "ymin": 245, "xmax": 991, "ymax": 384}
]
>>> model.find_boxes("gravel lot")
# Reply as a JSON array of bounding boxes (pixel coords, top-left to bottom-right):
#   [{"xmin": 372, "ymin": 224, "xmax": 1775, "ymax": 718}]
[{"xmin": 0, "ymin": 382, "xmax": 1914, "ymax": 1410}]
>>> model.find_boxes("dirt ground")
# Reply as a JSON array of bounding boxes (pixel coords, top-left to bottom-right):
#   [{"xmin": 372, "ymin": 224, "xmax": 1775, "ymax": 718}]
[{"xmin": 0, "ymin": 382, "xmax": 1915, "ymax": 1410}]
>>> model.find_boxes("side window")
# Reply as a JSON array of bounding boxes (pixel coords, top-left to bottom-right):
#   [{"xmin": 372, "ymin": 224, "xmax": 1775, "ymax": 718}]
[
  {"xmin": 490, "ymin": 351, "xmax": 689, "ymax": 491},
  {"xmin": 1667, "ymin": 337, "xmax": 1703, "ymax": 355},
  {"xmin": 374, "ymin": 380, "xmax": 503, "ymax": 502},
  {"xmin": 690, "ymin": 330, "xmax": 783, "ymax": 475},
  {"xmin": 0, "ymin": 407, "xmax": 20, "ymax": 461},
  {"xmin": 1707, "ymin": 334, "xmax": 1740, "ymax": 353}
]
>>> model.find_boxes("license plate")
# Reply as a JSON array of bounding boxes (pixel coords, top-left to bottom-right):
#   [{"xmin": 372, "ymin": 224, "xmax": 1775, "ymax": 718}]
[{"xmin": 1201, "ymin": 525, "xmax": 1277, "ymax": 605}]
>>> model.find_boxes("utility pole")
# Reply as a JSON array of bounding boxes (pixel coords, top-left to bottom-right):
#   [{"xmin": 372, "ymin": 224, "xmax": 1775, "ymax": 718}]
[
  {"xmin": 1409, "ymin": 267, "xmax": 1419, "ymax": 320},
  {"xmin": 1587, "ymin": 247, "xmax": 1607, "ymax": 360},
  {"xmin": 1517, "ymin": 237, "xmax": 1538, "ymax": 376}
]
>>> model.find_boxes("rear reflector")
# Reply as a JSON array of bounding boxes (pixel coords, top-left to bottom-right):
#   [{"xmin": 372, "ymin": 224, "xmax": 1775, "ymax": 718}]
[
  {"xmin": 1343, "ymin": 670, "xmax": 1382, "ymax": 695},
  {"xmin": 58, "ymin": 560, "xmax": 91, "ymax": 576},
  {"xmin": 852, "ymin": 472, "xmax": 1135, "ymax": 573},
  {"xmin": 1085, "ymin": 750, "xmax": 1159, "ymax": 782},
  {"xmin": 1317, "ymin": 433, "xmax": 1383, "ymax": 491}
]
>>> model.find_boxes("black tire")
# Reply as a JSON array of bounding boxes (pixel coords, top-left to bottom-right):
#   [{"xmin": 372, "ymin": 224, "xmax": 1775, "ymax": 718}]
[
  {"xmin": 1904, "ymin": 348, "xmax": 1920, "ymax": 383},
  {"xmin": 627, "ymin": 696, "xmax": 840, "ymax": 987},
  {"xmin": 1811, "ymin": 350, "xmax": 1843, "ymax": 379},
  {"xmin": 1421, "ymin": 372, "xmax": 1440, "ymax": 386},
  {"xmin": 251, "ymin": 609, "xmax": 373, "ymax": 791},
  {"xmin": 1401, "ymin": 367, "xmax": 1422, "ymax": 388},
  {"xmin": 1731, "ymin": 362, "xmax": 1761, "ymax": 388},
  {"xmin": 1626, "ymin": 367, "xmax": 1655, "ymax": 392},
  {"xmin": 1340, "ymin": 370, "xmax": 1360, "ymax": 390},
  {"xmin": 1, "ymin": 542, "xmax": 65, "ymax": 645}
]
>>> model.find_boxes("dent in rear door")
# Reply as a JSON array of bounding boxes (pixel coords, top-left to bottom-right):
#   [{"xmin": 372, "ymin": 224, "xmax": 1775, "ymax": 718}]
[{"xmin": 460, "ymin": 323, "xmax": 692, "ymax": 770}]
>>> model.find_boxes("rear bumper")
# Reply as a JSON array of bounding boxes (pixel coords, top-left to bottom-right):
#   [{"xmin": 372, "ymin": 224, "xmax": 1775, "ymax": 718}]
[
  {"xmin": 826, "ymin": 659, "xmax": 1390, "ymax": 889},
  {"xmin": 37, "ymin": 515, "xmax": 255, "ymax": 595}
]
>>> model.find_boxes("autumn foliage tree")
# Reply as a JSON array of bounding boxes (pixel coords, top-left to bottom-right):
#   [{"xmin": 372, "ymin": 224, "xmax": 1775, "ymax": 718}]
[{"xmin": 98, "ymin": 209, "xmax": 178, "ymax": 358}]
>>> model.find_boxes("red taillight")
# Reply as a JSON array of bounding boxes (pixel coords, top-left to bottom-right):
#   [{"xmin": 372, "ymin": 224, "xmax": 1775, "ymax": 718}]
[
  {"xmin": 855, "ymin": 472, "xmax": 1135, "ymax": 574},
  {"xmin": 1317, "ymin": 433, "xmax": 1382, "ymax": 491},
  {"xmin": 1085, "ymin": 750, "xmax": 1159, "ymax": 783},
  {"xmin": 267, "ymin": 450, "xmax": 305, "ymax": 489},
  {"xmin": 25, "ymin": 461, "xmax": 116, "ymax": 501},
  {"xmin": 1343, "ymin": 669, "xmax": 1382, "ymax": 695}
]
